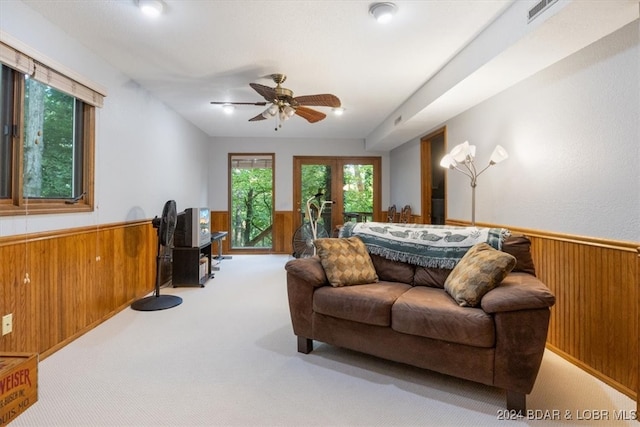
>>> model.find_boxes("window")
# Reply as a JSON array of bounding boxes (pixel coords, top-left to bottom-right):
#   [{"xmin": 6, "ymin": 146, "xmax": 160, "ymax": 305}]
[
  {"xmin": 0, "ymin": 39, "xmax": 104, "ymax": 216},
  {"xmin": 229, "ymin": 154, "xmax": 274, "ymax": 251}
]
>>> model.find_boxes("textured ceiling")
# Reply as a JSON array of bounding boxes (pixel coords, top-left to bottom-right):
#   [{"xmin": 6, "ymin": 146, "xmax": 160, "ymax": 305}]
[
  {"xmin": 18, "ymin": 0, "xmax": 512, "ymax": 141},
  {"xmin": 14, "ymin": 0, "xmax": 639, "ymax": 148}
]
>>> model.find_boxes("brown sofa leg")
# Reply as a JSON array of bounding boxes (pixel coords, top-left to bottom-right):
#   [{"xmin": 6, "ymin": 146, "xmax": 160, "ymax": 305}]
[
  {"xmin": 297, "ymin": 336, "xmax": 313, "ymax": 354},
  {"xmin": 506, "ymin": 390, "xmax": 526, "ymax": 414}
]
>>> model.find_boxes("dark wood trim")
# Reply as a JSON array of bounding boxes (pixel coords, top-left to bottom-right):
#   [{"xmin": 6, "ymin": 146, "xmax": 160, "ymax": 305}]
[
  {"xmin": 420, "ymin": 127, "xmax": 446, "ymax": 225},
  {"xmin": 0, "ymin": 90, "xmax": 96, "ymax": 217},
  {"xmin": 446, "ymin": 219, "xmax": 639, "ymax": 251},
  {"xmin": 0, "ymin": 219, "xmax": 152, "ymax": 246},
  {"xmin": 292, "ymin": 155, "xmax": 382, "ymax": 231},
  {"xmin": 227, "ymin": 153, "xmax": 275, "ymax": 252}
]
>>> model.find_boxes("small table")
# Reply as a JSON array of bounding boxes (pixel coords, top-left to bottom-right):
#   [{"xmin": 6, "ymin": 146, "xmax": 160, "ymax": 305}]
[{"xmin": 210, "ymin": 231, "xmax": 231, "ymax": 271}]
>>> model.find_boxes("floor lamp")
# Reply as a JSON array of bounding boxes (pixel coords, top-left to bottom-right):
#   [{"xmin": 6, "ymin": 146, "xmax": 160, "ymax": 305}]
[{"xmin": 440, "ymin": 141, "xmax": 508, "ymax": 225}]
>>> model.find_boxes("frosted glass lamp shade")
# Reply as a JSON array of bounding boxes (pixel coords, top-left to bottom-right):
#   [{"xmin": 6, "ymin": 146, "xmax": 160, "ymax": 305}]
[
  {"xmin": 450, "ymin": 141, "xmax": 471, "ymax": 162},
  {"xmin": 469, "ymin": 145, "xmax": 476, "ymax": 159},
  {"xmin": 490, "ymin": 145, "xmax": 509, "ymax": 164},
  {"xmin": 262, "ymin": 104, "xmax": 278, "ymax": 118},
  {"xmin": 284, "ymin": 105, "xmax": 296, "ymax": 117},
  {"xmin": 440, "ymin": 154, "xmax": 456, "ymax": 169}
]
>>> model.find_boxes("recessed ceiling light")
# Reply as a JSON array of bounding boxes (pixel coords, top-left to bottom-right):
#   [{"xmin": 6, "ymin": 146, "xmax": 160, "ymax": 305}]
[
  {"xmin": 369, "ymin": 2, "xmax": 397, "ymax": 24},
  {"xmin": 138, "ymin": 0, "xmax": 164, "ymax": 18}
]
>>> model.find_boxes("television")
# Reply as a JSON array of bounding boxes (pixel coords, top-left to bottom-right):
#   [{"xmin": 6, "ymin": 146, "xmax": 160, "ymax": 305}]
[{"xmin": 174, "ymin": 207, "xmax": 211, "ymax": 248}]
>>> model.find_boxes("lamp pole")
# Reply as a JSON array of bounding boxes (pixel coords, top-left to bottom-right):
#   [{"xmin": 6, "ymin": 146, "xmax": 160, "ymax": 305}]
[{"xmin": 471, "ymin": 177, "xmax": 477, "ymax": 226}]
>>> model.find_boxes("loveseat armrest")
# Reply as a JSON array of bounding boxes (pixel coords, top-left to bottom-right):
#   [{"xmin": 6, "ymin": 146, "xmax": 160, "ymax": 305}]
[
  {"xmin": 285, "ymin": 256, "xmax": 329, "ymax": 288},
  {"xmin": 285, "ymin": 256, "xmax": 329, "ymax": 341},
  {"xmin": 481, "ymin": 273, "xmax": 555, "ymax": 314}
]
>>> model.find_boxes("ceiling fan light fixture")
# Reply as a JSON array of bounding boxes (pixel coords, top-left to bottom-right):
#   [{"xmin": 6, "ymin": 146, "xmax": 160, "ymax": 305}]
[
  {"xmin": 283, "ymin": 105, "xmax": 296, "ymax": 118},
  {"xmin": 138, "ymin": 0, "xmax": 164, "ymax": 18},
  {"xmin": 332, "ymin": 107, "xmax": 345, "ymax": 116},
  {"xmin": 279, "ymin": 110, "xmax": 291, "ymax": 121},
  {"xmin": 369, "ymin": 2, "xmax": 397, "ymax": 24},
  {"xmin": 222, "ymin": 104, "xmax": 235, "ymax": 114},
  {"xmin": 261, "ymin": 104, "xmax": 278, "ymax": 119}
]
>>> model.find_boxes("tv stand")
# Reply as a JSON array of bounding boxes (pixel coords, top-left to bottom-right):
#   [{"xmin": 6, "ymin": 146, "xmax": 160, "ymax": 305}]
[{"xmin": 172, "ymin": 242, "xmax": 212, "ymax": 287}]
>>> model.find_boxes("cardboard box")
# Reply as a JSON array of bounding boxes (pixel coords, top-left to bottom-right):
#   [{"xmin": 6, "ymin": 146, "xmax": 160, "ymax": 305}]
[{"xmin": 0, "ymin": 353, "xmax": 38, "ymax": 426}]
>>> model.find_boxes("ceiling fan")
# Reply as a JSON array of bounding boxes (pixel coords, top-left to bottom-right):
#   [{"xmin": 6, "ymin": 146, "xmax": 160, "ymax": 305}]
[{"xmin": 211, "ymin": 74, "xmax": 341, "ymax": 130}]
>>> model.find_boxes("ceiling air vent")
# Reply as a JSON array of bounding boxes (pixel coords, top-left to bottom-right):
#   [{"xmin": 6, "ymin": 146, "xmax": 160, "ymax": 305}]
[{"xmin": 528, "ymin": 0, "xmax": 558, "ymax": 23}]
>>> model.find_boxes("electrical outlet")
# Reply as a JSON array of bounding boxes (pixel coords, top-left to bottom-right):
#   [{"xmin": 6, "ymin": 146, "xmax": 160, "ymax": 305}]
[{"xmin": 2, "ymin": 313, "xmax": 13, "ymax": 336}]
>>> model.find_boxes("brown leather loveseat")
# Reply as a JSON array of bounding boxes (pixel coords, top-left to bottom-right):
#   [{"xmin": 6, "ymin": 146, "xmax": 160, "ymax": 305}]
[{"xmin": 285, "ymin": 225, "xmax": 555, "ymax": 412}]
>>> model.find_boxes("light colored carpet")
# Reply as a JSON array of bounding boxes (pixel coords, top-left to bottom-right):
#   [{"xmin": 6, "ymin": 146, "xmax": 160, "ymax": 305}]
[{"xmin": 12, "ymin": 255, "xmax": 636, "ymax": 426}]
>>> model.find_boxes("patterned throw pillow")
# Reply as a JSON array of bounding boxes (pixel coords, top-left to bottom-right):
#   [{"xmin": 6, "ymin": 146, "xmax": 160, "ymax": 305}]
[
  {"xmin": 444, "ymin": 243, "xmax": 516, "ymax": 307},
  {"xmin": 315, "ymin": 237, "xmax": 379, "ymax": 287}
]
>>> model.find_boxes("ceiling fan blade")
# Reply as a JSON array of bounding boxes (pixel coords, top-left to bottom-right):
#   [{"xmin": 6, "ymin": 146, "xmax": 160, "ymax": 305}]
[
  {"xmin": 210, "ymin": 101, "xmax": 268, "ymax": 106},
  {"xmin": 248, "ymin": 113, "xmax": 267, "ymax": 122},
  {"xmin": 295, "ymin": 106, "xmax": 326, "ymax": 123},
  {"xmin": 293, "ymin": 94, "xmax": 341, "ymax": 108},
  {"xmin": 250, "ymin": 83, "xmax": 277, "ymax": 102}
]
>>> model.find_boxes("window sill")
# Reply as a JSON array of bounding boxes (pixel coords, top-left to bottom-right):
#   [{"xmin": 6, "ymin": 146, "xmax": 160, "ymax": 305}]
[{"xmin": 0, "ymin": 201, "xmax": 93, "ymax": 216}]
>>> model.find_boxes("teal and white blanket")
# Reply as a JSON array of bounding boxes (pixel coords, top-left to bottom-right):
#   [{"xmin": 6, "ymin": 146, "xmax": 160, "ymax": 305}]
[{"xmin": 339, "ymin": 222, "xmax": 509, "ymax": 269}]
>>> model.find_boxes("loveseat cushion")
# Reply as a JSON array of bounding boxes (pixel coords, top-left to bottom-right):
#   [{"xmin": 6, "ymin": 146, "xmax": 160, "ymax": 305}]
[
  {"xmin": 392, "ymin": 287, "xmax": 496, "ymax": 348},
  {"xmin": 313, "ymin": 282, "xmax": 412, "ymax": 326},
  {"xmin": 444, "ymin": 243, "xmax": 516, "ymax": 307},
  {"xmin": 413, "ymin": 266, "xmax": 450, "ymax": 288},
  {"xmin": 502, "ymin": 234, "xmax": 536, "ymax": 276},
  {"xmin": 370, "ymin": 254, "xmax": 415, "ymax": 284},
  {"xmin": 315, "ymin": 237, "xmax": 379, "ymax": 287}
]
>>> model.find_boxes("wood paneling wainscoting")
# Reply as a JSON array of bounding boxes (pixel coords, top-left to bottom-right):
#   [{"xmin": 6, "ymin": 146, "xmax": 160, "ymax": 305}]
[
  {"xmin": 273, "ymin": 211, "xmax": 294, "ymax": 255},
  {"xmin": 210, "ymin": 210, "xmax": 230, "ymax": 253},
  {"xmin": 0, "ymin": 221, "xmax": 157, "ymax": 359},
  {"xmin": 448, "ymin": 219, "xmax": 639, "ymax": 404}
]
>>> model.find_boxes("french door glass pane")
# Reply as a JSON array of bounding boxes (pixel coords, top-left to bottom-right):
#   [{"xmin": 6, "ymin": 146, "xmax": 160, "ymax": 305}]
[
  {"xmin": 230, "ymin": 154, "xmax": 273, "ymax": 249},
  {"xmin": 300, "ymin": 164, "xmax": 332, "ymax": 237},
  {"xmin": 0, "ymin": 66, "xmax": 12, "ymax": 198},
  {"xmin": 343, "ymin": 164, "xmax": 374, "ymax": 223}
]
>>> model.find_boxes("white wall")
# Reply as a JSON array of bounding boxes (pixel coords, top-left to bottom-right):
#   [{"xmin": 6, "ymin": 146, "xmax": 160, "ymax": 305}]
[
  {"xmin": 387, "ymin": 139, "xmax": 421, "ymax": 211},
  {"xmin": 208, "ymin": 137, "xmax": 389, "ymax": 212},
  {"xmin": 390, "ymin": 20, "xmax": 639, "ymax": 242},
  {"xmin": 0, "ymin": 1, "xmax": 211, "ymax": 237}
]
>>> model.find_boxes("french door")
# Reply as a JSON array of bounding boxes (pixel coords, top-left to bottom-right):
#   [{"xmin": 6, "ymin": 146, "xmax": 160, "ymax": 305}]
[{"xmin": 293, "ymin": 156, "xmax": 381, "ymax": 236}]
